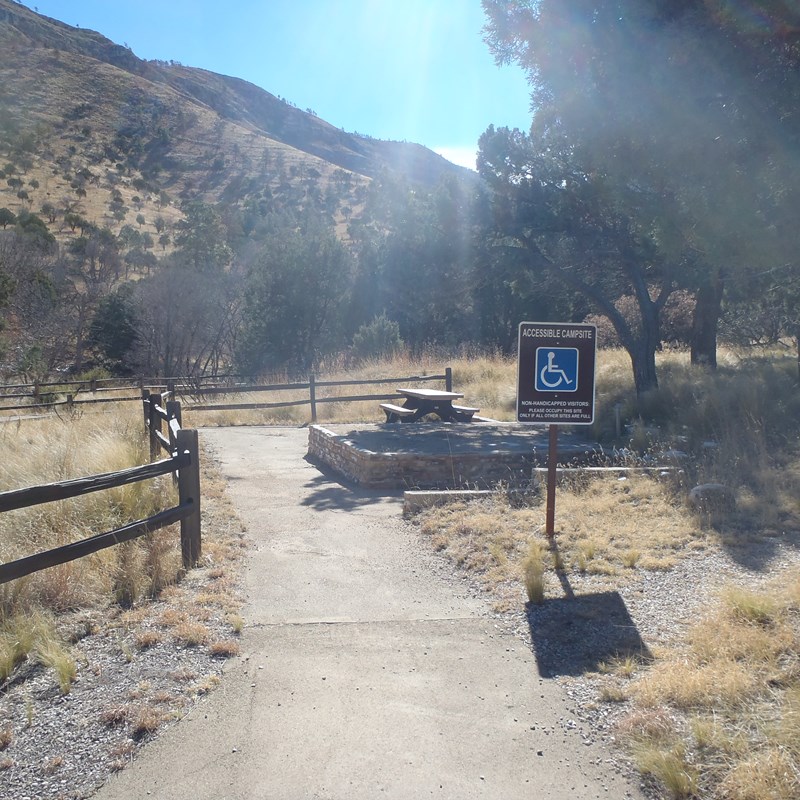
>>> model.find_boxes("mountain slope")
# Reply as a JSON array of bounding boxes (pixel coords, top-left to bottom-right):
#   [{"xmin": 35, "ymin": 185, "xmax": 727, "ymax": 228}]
[{"xmin": 0, "ymin": 0, "xmax": 467, "ymax": 190}]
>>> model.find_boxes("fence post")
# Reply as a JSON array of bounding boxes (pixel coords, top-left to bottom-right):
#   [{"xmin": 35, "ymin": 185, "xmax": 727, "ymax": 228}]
[
  {"xmin": 309, "ymin": 373, "xmax": 317, "ymax": 423},
  {"xmin": 445, "ymin": 367, "xmax": 453, "ymax": 393},
  {"xmin": 149, "ymin": 392, "xmax": 162, "ymax": 462},
  {"xmin": 90, "ymin": 378, "xmax": 97, "ymax": 394},
  {"xmin": 166, "ymin": 400, "xmax": 181, "ymax": 451},
  {"xmin": 166, "ymin": 399, "xmax": 182, "ymax": 485},
  {"xmin": 66, "ymin": 394, "xmax": 73, "ymax": 409},
  {"xmin": 142, "ymin": 389, "xmax": 151, "ymax": 434},
  {"xmin": 176, "ymin": 428, "xmax": 201, "ymax": 570},
  {"xmin": 33, "ymin": 381, "xmax": 40, "ymax": 400}
]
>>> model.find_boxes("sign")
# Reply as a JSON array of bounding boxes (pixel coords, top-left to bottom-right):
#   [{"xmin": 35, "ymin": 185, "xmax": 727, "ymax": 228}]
[{"xmin": 517, "ymin": 322, "xmax": 597, "ymax": 424}]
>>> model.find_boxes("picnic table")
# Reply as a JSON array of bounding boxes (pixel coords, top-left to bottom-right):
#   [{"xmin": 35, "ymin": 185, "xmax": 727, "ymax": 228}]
[{"xmin": 380, "ymin": 388, "xmax": 480, "ymax": 423}]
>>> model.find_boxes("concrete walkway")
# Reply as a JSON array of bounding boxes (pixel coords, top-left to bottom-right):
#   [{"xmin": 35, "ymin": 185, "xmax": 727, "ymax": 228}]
[{"xmin": 93, "ymin": 427, "xmax": 642, "ymax": 800}]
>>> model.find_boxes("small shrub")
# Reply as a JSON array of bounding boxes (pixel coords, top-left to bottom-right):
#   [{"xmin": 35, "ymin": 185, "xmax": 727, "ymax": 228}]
[
  {"xmin": 130, "ymin": 705, "xmax": 162, "ymax": 739},
  {"xmin": 634, "ymin": 742, "xmax": 698, "ymax": 799},
  {"xmin": 209, "ymin": 639, "xmax": 240, "ymax": 658},
  {"xmin": 522, "ymin": 539, "xmax": 546, "ymax": 604}
]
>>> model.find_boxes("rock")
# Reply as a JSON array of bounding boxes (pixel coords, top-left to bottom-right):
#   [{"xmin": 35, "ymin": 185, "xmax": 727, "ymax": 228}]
[{"xmin": 689, "ymin": 483, "xmax": 735, "ymax": 514}]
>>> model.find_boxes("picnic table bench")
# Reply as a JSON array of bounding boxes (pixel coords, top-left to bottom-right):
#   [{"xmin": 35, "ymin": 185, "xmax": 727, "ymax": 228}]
[{"xmin": 380, "ymin": 388, "xmax": 479, "ymax": 423}]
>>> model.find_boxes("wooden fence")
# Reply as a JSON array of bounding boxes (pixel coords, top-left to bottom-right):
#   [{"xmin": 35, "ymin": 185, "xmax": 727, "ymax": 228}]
[
  {"xmin": 0, "ymin": 396, "xmax": 201, "ymax": 585},
  {"xmin": 183, "ymin": 368, "xmax": 452, "ymax": 421},
  {"xmin": 0, "ymin": 369, "xmax": 453, "ymax": 423},
  {"xmin": 0, "ymin": 374, "xmax": 236, "ymax": 413}
]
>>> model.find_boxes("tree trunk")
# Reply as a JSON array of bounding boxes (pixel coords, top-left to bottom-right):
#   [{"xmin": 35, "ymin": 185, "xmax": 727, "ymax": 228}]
[
  {"xmin": 619, "ymin": 277, "xmax": 661, "ymax": 397},
  {"xmin": 795, "ymin": 327, "xmax": 800, "ymax": 384},
  {"xmin": 626, "ymin": 324, "xmax": 660, "ymax": 396},
  {"xmin": 691, "ymin": 269, "xmax": 725, "ymax": 368}
]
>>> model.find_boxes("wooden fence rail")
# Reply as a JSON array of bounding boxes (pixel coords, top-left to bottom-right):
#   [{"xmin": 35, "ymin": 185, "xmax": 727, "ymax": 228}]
[
  {"xmin": 0, "ymin": 400, "xmax": 201, "ymax": 585},
  {"xmin": 183, "ymin": 369, "xmax": 453, "ymax": 422},
  {"xmin": 0, "ymin": 373, "xmax": 245, "ymax": 402},
  {"xmin": 1, "ymin": 369, "xmax": 454, "ymax": 424}
]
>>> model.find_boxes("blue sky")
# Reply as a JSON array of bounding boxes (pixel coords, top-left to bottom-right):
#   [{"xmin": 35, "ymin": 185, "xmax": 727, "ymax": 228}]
[{"xmin": 26, "ymin": 1, "xmax": 533, "ymax": 169}]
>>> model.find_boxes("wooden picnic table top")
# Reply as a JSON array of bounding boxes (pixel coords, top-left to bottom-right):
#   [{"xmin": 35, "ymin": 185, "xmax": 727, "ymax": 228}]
[{"xmin": 396, "ymin": 387, "xmax": 464, "ymax": 401}]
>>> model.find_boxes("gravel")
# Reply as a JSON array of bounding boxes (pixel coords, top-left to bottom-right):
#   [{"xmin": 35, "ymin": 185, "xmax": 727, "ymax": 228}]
[
  {"xmin": 0, "ymin": 565, "xmax": 243, "ymax": 800},
  {"xmin": 499, "ymin": 527, "xmax": 800, "ymax": 792}
]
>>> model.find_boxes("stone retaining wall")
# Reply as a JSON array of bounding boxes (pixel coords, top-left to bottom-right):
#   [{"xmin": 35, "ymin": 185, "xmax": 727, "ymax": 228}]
[{"xmin": 307, "ymin": 425, "xmax": 541, "ymax": 490}]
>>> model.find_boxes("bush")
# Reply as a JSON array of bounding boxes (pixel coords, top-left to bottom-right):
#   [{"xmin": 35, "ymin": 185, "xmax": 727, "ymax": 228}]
[{"xmin": 351, "ymin": 313, "xmax": 404, "ymax": 363}]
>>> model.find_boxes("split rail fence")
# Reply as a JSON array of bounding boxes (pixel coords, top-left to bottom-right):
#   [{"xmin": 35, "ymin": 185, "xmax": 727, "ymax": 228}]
[
  {"xmin": 0, "ymin": 367, "xmax": 454, "ymax": 584},
  {"xmin": 0, "ymin": 369, "xmax": 453, "ymax": 422},
  {"xmin": 0, "ymin": 393, "xmax": 201, "ymax": 586}
]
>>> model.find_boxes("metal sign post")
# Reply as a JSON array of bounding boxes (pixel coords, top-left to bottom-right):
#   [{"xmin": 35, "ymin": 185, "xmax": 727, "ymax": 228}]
[{"xmin": 517, "ymin": 322, "xmax": 597, "ymax": 538}]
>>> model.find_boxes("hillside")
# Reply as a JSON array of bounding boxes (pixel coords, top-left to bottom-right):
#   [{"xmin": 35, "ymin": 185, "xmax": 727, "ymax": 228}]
[{"xmin": 0, "ymin": 0, "xmax": 471, "ymax": 238}]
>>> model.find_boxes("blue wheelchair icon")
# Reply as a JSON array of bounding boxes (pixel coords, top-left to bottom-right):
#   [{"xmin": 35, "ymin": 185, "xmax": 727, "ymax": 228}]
[{"xmin": 535, "ymin": 348, "xmax": 579, "ymax": 392}]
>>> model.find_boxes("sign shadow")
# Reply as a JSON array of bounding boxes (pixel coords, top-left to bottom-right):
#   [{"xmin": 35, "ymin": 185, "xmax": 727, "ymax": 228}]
[{"xmin": 527, "ymin": 589, "xmax": 652, "ymax": 678}]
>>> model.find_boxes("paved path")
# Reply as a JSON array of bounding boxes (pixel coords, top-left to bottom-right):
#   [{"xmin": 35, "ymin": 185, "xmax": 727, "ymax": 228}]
[{"xmin": 94, "ymin": 427, "xmax": 642, "ymax": 800}]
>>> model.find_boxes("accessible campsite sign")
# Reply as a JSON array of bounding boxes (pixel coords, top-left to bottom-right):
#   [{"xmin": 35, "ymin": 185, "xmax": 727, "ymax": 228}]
[{"xmin": 517, "ymin": 322, "xmax": 597, "ymax": 425}]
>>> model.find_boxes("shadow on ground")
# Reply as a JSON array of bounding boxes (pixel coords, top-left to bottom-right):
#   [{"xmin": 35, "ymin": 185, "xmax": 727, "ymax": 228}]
[
  {"xmin": 715, "ymin": 521, "xmax": 800, "ymax": 571},
  {"xmin": 527, "ymin": 591, "xmax": 652, "ymax": 678},
  {"xmin": 300, "ymin": 458, "xmax": 402, "ymax": 511}
]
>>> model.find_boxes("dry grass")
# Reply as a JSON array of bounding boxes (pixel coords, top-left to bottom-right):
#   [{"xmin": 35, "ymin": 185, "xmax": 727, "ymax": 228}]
[
  {"xmin": 0, "ymin": 725, "xmax": 12, "ymax": 751},
  {"xmin": 521, "ymin": 539, "xmax": 547, "ymax": 604},
  {"xmin": 208, "ymin": 639, "xmax": 240, "ymax": 658},
  {"xmin": 418, "ymin": 473, "xmax": 706, "ymax": 607},
  {"xmin": 0, "ymin": 404, "xmax": 180, "ymax": 615},
  {"xmin": 617, "ymin": 571, "xmax": 800, "ymax": 799},
  {"xmin": 182, "ymin": 348, "xmax": 519, "ymax": 427},
  {"xmin": 0, "ymin": 611, "xmax": 77, "ymax": 693},
  {"xmin": 171, "ymin": 621, "xmax": 210, "ymax": 647},
  {"xmin": 0, "ymin": 404, "xmax": 181, "ymax": 692},
  {"xmin": 134, "ymin": 630, "xmax": 163, "ymax": 650},
  {"xmin": 129, "ymin": 704, "xmax": 164, "ymax": 739}
]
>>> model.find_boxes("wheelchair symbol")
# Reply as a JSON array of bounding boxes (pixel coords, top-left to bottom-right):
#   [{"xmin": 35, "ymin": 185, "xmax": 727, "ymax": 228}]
[{"xmin": 535, "ymin": 348, "xmax": 579, "ymax": 392}]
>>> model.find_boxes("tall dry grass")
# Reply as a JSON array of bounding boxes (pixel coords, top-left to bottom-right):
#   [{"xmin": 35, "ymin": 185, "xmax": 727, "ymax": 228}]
[
  {"xmin": 0, "ymin": 404, "xmax": 181, "ymax": 690},
  {"xmin": 418, "ymin": 472, "xmax": 707, "ymax": 611},
  {"xmin": 624, "ymin": 571, "xmax": 800, "ymax": 800}
]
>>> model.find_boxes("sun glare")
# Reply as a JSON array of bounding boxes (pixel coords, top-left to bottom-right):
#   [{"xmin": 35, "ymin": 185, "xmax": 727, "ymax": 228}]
[{"xmin": 433, "ymin": 146, "xmax": 478, "ymax": 171}]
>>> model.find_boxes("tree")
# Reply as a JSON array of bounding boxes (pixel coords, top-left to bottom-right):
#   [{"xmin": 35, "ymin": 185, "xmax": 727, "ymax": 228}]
[
  {"xmin": 347, "ymin": 174, "xmax": 476, "ymax": 349},
  {"xmin": 173, "ymin": 201, "xmax": 231, "ymax": 271},
  {"xmin": 478, "ymin": 124, "xmax": 674, "ymax": 394},
  {"xmin": 236, "ymin": 218, "xmax": 352, "ymax": 376},
  {"xmin": 482, "ymin": 0, "xmax": 800, "ymax": 384},
  {"xmin": 40, "ymin": 202, "xmax": 57, "ymax": 224},
  {"xmin": 0, "ymin": 208, "xmax": 15, "ymax": 229},
  {"xmin": 132, "ymin": 264, "xmax": 239, "ymax": 377},
  {"xmin": 65, "ymin": 230, "xmax": 122, "ymax": 371},
  {"xmin": 88, "ymin": 286, "xmax": 138, "ymax": 372},
  {"xmin": 0, "ymin": 227, "xmax": 63, "ymax": 368}
]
